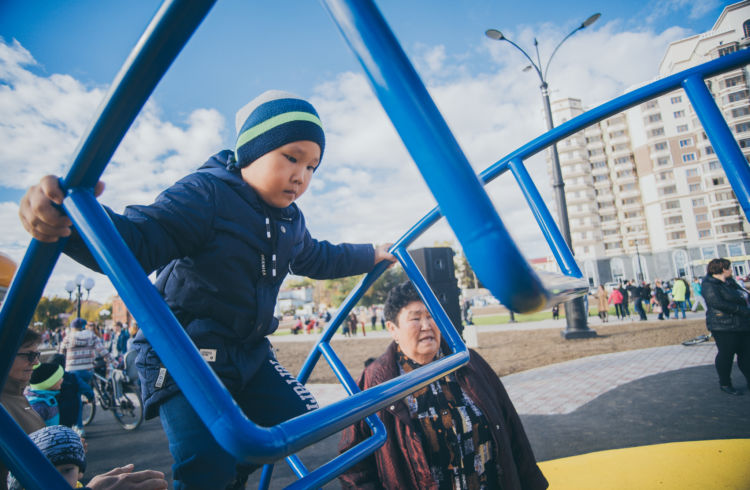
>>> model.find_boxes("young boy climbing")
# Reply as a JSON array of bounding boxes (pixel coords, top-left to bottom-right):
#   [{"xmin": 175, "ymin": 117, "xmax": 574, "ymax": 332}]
[{"xmin": 19, "ymin": 90, "xmax": 394, "ymax": 489}]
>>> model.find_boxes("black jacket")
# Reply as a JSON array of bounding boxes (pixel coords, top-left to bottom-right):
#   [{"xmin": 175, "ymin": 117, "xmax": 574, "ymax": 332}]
[{"xmin": 701, "ymin": 275, "xmax": 750, "ymax": 333}]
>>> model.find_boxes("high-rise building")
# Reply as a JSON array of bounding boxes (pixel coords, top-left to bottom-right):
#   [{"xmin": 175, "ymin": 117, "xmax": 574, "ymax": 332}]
[{"xmin": 550, "ymin": 0, "xmax": 750, "ymax": 285}]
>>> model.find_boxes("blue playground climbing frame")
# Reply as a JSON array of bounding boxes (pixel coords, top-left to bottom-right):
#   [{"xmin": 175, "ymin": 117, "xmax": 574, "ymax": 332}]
[{"xmin": 2, "ymin": 0, "xmax": 750, "ymax": 488}]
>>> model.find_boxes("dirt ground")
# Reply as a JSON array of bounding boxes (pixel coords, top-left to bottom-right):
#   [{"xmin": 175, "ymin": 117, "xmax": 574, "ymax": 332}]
[{"xmin": 272, "ymin": 319, "xmax": 710, "ymax": 383}]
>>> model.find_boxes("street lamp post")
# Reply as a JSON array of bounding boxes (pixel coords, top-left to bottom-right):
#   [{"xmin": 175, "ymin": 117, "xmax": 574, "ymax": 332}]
[
  {"xmin": 65, "ymin": 274, "xmax": 95, "ymax": 319},
  {"xmin": 635, "ymin": 240, "xmax": 644, "ymax": 282},
  {"xmin": 486, "ymin": 13, "xmax": 600, "ymax": 339}
]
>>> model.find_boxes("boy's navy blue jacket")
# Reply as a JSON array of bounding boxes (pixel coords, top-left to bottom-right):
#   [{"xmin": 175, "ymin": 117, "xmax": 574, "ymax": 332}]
[{"xmin": 64, "ymin": 151, "xmax": 375, "ymax": 418}]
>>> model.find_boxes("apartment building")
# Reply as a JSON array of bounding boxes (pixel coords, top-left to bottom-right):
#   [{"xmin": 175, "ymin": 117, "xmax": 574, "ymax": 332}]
[{"xmin": 550, "ymin": 1, "xmax": 750, "ymax": 285}]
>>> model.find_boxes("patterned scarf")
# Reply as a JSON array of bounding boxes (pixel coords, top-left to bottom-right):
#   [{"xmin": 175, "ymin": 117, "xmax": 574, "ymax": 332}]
[{"xmin": 397, "ymin": 347, "xmax": 501, "ymax": 489}]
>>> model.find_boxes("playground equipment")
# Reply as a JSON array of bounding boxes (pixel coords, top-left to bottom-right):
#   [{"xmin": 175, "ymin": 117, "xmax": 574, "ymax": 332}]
[{"xmin": 2, "ymin": 0, "xmax": 750, "ymax": 488}]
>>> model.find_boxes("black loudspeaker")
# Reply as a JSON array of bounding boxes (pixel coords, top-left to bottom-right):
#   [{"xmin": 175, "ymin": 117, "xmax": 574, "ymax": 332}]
[{"xmin": 410, "ymin": 247, "xmax": 463, "ymax": 335}]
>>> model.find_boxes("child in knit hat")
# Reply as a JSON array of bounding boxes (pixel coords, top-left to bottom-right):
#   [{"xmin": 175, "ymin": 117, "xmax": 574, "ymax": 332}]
[
  {"xmin": 25, "ymin": 363, "xmax": 64, "ymax": 426},
  {"xmin": 7, "ymin": 425, "xmax": 86, "ymax": 489},
  {"xmin": 19, "ymin": 90, "xmax": 395, "ymax": 488}
]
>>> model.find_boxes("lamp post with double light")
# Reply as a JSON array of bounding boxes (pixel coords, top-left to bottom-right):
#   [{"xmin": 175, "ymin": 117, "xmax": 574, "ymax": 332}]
[
  {"xmin": 485, "ymin": 13, "xmax": 600, "ymax": 339},
  {"xmin": 65, "ymin": 274, "xmax": 95, "ymax": 319}
]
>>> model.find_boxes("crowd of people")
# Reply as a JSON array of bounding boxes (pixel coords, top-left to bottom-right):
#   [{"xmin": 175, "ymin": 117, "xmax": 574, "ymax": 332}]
[{"xmin": 590, "ymin": 276, "xmax": 705, "ymax": 322}]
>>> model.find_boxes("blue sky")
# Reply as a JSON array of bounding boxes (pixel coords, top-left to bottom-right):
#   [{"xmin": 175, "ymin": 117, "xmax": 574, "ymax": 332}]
[{"xmin": 0, "ymin": 0, "xmax": 731, "ymax": 301}]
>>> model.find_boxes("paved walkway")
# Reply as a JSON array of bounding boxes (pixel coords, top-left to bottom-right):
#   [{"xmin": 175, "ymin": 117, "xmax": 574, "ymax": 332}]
[{"xmin": 307, "ymin": 342, "xmax": 718, "ymax": 415}]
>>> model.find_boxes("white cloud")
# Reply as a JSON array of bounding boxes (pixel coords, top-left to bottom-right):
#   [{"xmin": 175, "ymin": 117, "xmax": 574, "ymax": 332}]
[{"xmin": 0, "ymin": 18, "xmax": 692, "ymax": 302}]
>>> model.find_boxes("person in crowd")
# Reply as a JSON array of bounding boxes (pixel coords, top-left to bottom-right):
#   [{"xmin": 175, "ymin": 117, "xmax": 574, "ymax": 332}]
[
  {"xmin": 339, "ymin": 281, "xmax": 548, "ymax": 489},
  {"xmin": 112, "ymin": 322, "xmax": 130, "ymax": 358},
  {"xmin": 19, "ymin": 90, "xmax": 394, "ymax": 489},
  {"xmin": 631, "ymin": 280, "xmax": 648, "ymax": 321},
  {"xmin": 683, "ymin": 277, "xmax": 692, "ymax": 311},
  {"xmin": 691, "ymin": 276, "xmax": 707, "ymax": 312},
  {"xmin": 25, "ymin": 362, "xmax": 65, "ymax": 426},
  {"xmin": 654, "ymin": 280, "xmax": 670, "ymax": 321},
  {"xmin": 58, "ymin": 318, "xmax": 112, "ymax": 437},
  {"xmin": 701, "ymin": 258, "xmax": 750, "ymax": 396},
  {"xmin": 347, "ymin": 311, "xmax": 359, "ymax": 337},
  {"xmin": 608, "ymin": 286, "xmax": 624, "ymax": 321},
  {"xmin": 49, "ymin": 353, "xmax": 92, "ymax": 429},
  {"xmin": 618, "ymin": 282, "xmax": 630, "ymax": 320},
  {"xmin": 551, "ymin": 303, "xmax": 560, "ymax": 320},
  {"xmin": 671, "ymin": 276, "xmax": 687, "ymax": 319},
  {"xmin": 595, "ymin": 285, "xmax": 609, "ymax": 323},
  {"xmin": 125, "ymin": 325, "xmax": 138, "ymax": 353}
]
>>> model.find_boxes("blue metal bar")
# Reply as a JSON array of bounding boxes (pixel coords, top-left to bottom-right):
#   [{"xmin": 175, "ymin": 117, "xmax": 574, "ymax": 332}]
[
  {"xmin": 508, "ymin": 158, "xmax": 580, "ymax": 277},
  {"xmin": 683, "ymin": 74, "xmax": 750, "ymax": 218},
  {"xmin": 0, "ymin": 407, "xmax": 71, "ymax": 490},
  {"xmin": 0, "ymin": 0, "xmax": 215, "ymax": 412},
  {"xmin": 60, "ymin": 187, "xmax": 469, "ymax": 465},
  {"xmin": 322, "ymin": 0, "xmax": 551, "ymax": 313}
]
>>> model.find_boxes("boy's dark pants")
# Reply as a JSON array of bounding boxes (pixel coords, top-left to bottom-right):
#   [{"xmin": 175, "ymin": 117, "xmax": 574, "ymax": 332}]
[{"xmin": 160, "ymin": 357, "xmax": 319, "ymax": 490}]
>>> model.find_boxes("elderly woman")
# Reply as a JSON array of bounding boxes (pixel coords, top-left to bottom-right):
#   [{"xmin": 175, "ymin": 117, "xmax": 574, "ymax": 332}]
[
  {"xmin": 701, "ymin": 257, "xmax": 750, "ymax": 396},
  {"xmin": 339, "ymin": 281, "xmax": 547, "ymax": 489}
]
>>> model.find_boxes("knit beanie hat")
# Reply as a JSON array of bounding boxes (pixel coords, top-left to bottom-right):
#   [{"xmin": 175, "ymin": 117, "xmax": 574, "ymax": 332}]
[
  {"xmin": 234, "ymin": 90, "xmax": 325, "ymax": 168},
  {"xmin": 29, "ymin": 362, "xmax": 64, "ymax": 391},
  {"xmin": 7, "ymin": 426, "xmax": 86, "ymax": 489},
  {"xmin": 71, "ymin": 317, "xmax": 86, "ymax": 329}
]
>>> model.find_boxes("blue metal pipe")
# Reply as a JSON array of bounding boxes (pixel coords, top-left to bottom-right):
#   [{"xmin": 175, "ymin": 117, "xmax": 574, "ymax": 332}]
[
  {"xmin": 322, "ymin": 0, "xmax": 549, "ymax": 313},
  {"xmin": 508, "ymin": 158, "xmax": 581, "ymax": 277},
  {"xmin": 683, "ymin": 74, "xmax": 750, "ymax": 219}
]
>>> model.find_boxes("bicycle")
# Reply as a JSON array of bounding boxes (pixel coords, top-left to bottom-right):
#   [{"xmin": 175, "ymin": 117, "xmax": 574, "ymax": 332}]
[
  {"xmin": 81, "ymin": 353, "xmax": 143, "ymax": 430},
  {"xmin": 682, "ymin": 333, "xmax": 713, "ymax": 346}
]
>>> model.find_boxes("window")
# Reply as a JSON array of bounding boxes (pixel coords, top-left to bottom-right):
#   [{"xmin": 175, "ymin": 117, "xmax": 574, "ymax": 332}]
[
  {"xmin": 679, "ymin": 138, "xmax": 693, "ymax": 147},
  {"xmin": 704, "ymin": 146, "xmax": 715, "ymax": 156},
  {"xmin": 664, "ymin": 216, "xmax": 683, "ymax": 225},
  {"xmin": 623, "ymin": 197, "xmax": 638, "ymax": 205},
  {"xmin": 726, "ymin": 90, "xmax": 749, "ymax": 103},
  {"xmin": 714, "ymin": 206, "xmax": 739, "ymax": 217},
  {"xmin": 624, "ymin": 210, "xmax": 642, "ymax": 219},
  {"xmin": 692, "ymin": 197, "xmax": 705, "ymax": 207},
  {"xmin": 670, "ymin": 96, "xmax": 682, "ymax": 104},
  {"xmin": 649, "ymin": 127, "xmax": 665, "ymax": 137},
  {"xmin": 713, "ymin": 178, "xmax": 727, "ymax": 188},
  {"xmin": 728, "ymin": 243, "xmax": 744, "ymax": 256},
  {"xmin": 663, "ymin": 200, "xmax": 680, "ymax": 210},
  {"xmin": 593, "ymin": 175, "xmax": 608, "ymax": 182},
  {"xmin": 659, "ymin": 185, "xmax": 677, "ymax": 195},
  {"xmin": 610, "ymin": 130, "xmax": 626, "ymax": 137},
  {"xmin": 620, "ymin": 183, "xmax": 637, "ymax": 191},
  {"xmin": 719, "ymin": 223, "xmax": 743, "ymax": 233},
  {"xmin": 743, "ymin": 19, "xmax": 750, "ymax": 38},
  {"xmin": 682, "ymin": 153, "xmax": 696, "ymax": 162},
  {"xmin": 647, "ymin": 114, "xmax": 662, "ymax": 123},
  {"xmin": 657, "ymin": 170, "xmax": 674, "ymax": 181},
  {"xmin": 657, "ymin": 156, "xmax": 671, "ymax": 166},
  {"xmin": 699, "ymin": 229, "xmax": 712, "ymax": 238},
  {"xmin": 695, "ymin": 214, "xmax": 707, "ymax": 222},
  {"xmin": 654, "ymin": 142, "xmax": 668, "ymax": 151},
  {"xmin": 617, "ymin": 169, "xmax": 634, "ymax": 178},
  {"xmin": 715, "ymin": 190, "xmax": 736, "ymax": 201},
  {"xmin": 736, "ymin": 122, "xmax": 750, "ymax": 133},
  {"xmin": 702, "ymin": 247, "xmax": 717, "ymax": 259},
  {"xmin": 724, "ymin": 75, "xmax": 744, "ymax": 88},
  {"xmin": 718, "ymin": 45, "xmax": 737, "ymax": 57},
  {"xmin": 685, "ymin": 168, "xmax": 699, "ymax": 177},
  {"xmin": 668, "ymin": 231, "xmax": 686, "ymax": 240},
  {"xmin": 676, "ymin": 124, "xmax": 689, "ymax": 133},
  {"xmin": 673, "ymin": 110, "xmax": 685, "ymax": 118},
  {"xmin": 615, "ymin": 156, "xmax": 631, "ymax": 165},
  {"xmin": 592, "ymin": 161, "xmax": 607, "ymax": 169},
  {"xmin": 644, "ymin": 100, "xmax": 659, "ymax": 109},
  {"xmin": 731, "ymin": 106, "xmax": 750, "ymax": 118},
  {"xmin": 612, "ymin": 143, "xmax": 629, "ymax": 152},
  {"xmin": 739, "ymin": 138, "xmax": 750, "ymax": 148},
  {"xmin": 707, "ymin": 160, "xmax": 721, "ymax": 170},
  {"xmin": 689, "ymin": 183, "xmax": 702, "ymax": 193}
]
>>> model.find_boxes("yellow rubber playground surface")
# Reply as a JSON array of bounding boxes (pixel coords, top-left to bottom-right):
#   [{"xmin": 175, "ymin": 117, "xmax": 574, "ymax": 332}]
[{"xmin": 539, "ymin": 439, "xmax": 750, "ymax": 489}]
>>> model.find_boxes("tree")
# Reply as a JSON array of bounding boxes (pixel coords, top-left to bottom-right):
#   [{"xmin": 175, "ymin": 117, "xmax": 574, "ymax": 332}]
[
  {"xmin": 361, "ymin": 266, "xmax": 407, "ymax": 306},
  {"xmin": 33, "ymin": 296, "xmax": 72, "ymax": 331}
]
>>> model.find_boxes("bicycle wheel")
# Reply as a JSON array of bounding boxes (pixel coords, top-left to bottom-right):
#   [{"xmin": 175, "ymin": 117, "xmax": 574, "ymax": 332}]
[
  {"xmin": 682, "ymin": 334, "xmax": 711, "ymax": 346},
  {"xmin": 81, "ymin": 393, "xmax": 96, "ymax": 426},
  {"xmin": 112, "ymin": 383, "xmax": 144, "ymax": 430}
]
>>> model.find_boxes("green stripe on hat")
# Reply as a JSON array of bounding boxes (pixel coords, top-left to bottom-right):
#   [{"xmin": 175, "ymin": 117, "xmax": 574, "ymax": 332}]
[
  {"xmin": 235, "ymin": 111, "xmax": 323, "ymax": 154},
  {"xmin": 30, "ymin": 364, "xmax": 64, "ymax": 391}
]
